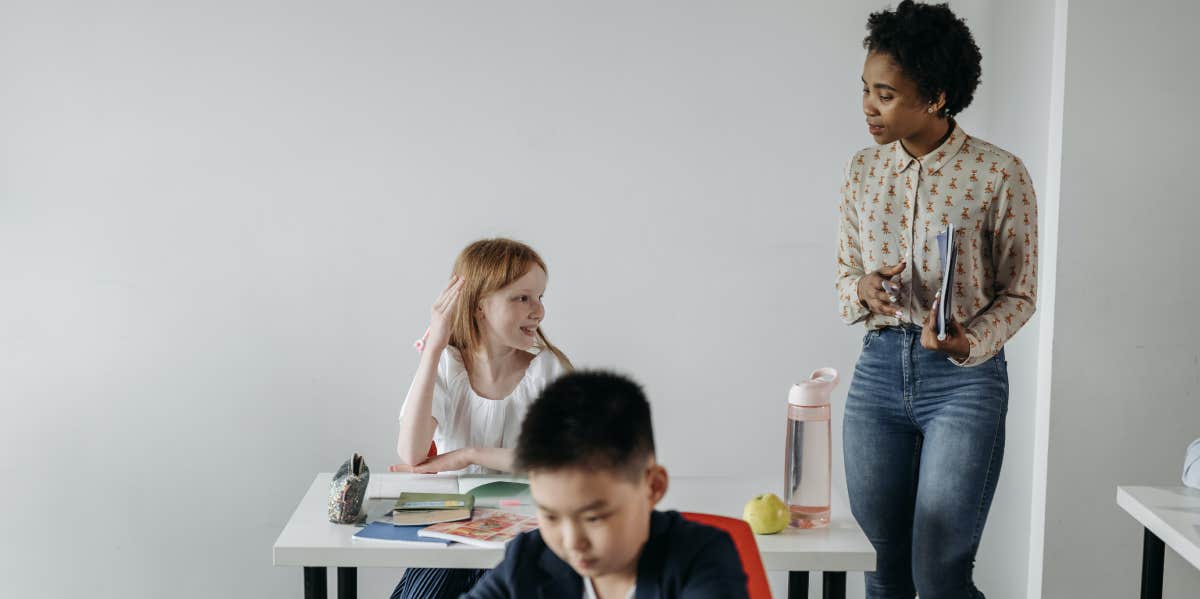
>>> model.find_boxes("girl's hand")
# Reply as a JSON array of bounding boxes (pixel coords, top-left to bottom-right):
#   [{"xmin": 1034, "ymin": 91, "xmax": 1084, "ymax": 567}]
[
  {"xmin": 389, "ymin": 448, "xmax": 477, "ymax": 474},
  {"xmin": 857, "ymin": 263, "xmax": 907, "ymax": 319},
  {"xmin": 921, "ymin": 292, "xmax": 970, "ymax": 362},
  {"xmin": 424, "ymin": 275, "xmax": 465, "ymax": 352}
]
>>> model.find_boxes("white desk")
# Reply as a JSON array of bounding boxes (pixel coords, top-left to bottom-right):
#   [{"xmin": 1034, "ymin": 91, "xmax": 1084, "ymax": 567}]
[
  {"xmin": 274, "ymin": 473, "xmax": 875, "ymax": 599},
  {"xmin": 1115, "ymin": 486, "xmax": 1200, "ymax": 599}
]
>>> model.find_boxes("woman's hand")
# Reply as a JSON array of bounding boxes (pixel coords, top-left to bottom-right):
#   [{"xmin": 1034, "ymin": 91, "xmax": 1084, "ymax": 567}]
[
  {"xmin": 921, "ymin": 292, "xmax": 970, "ymax": 362},
  {"xmin": 424, "ymin": 275, "xmax": 465, "ymax": 352},
  {"xmin": 389, "ymin": 448, "xmax": 477, "ymax": 474},
  {"xmin": 857, "ymin": 262, "xmax": 907, "ymax": 318}
]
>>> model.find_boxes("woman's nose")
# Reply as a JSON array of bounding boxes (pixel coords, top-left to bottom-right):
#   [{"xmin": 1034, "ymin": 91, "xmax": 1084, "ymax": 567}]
[{"xmin": 863, "ymin": 96, "xmax": 878, "ymax": 116}]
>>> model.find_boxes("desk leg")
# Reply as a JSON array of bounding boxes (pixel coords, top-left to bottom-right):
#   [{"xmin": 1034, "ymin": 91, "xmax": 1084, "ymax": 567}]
[
  {"xmin": 1141, "ymin": 528, "xmax": 1164, "ymax": 599},
  {"xmin": 304, "ymin": 567, "xmax": 327, "ymax": 599},
  {"xmin": 788, "ymin": 571, "xmax": 809, "ymax": 599},
  {"xmin": 337, "ymin": 567, "xmax": 357, "ymax": 599},
  {"xmin": 822, "ymin": 571, "xmax": 846, "ymax": 599}
]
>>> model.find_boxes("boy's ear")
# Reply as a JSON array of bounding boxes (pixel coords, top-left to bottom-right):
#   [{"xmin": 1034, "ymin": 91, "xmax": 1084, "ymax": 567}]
[{"xmin": 646, "ymin": 463, "xmax": 669, "ymax": 506}]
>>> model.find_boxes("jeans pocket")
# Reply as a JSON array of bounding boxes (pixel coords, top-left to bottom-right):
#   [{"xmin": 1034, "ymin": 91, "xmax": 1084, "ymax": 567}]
[
  {"xmin": 993, "ymin": 355, "xmax": 1009, "ymax": 383},
  {"xmin": 862, "ymin": 329, "xmax": 881, "ymax": 350}
]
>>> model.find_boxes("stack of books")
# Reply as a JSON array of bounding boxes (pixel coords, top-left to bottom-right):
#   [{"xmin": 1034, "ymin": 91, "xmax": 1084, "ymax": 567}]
[{"xmin": 352, "ymin": 481, "xmax": 535, "ymax": 548}]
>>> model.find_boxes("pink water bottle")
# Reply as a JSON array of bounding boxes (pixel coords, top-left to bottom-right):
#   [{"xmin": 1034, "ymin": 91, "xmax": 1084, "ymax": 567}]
[{"xmin": 785, "ymin": 368, "xmax": 838, "ymax": 528}]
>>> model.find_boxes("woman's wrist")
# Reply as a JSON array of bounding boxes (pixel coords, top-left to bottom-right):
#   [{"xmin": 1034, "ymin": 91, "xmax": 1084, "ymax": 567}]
[
  {"xmin": 946, "ymin": 337, "xmax": 971, "ymax": 362},
  {"xmin": 856, "ymin": 276, "xmax": 871, "ymax": 307}
]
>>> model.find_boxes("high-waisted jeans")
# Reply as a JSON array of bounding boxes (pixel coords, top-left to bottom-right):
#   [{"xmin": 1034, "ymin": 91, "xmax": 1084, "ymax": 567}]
[{"xmin": 844, "ymin": 326, "xmax": 1008, "ymax": 599}]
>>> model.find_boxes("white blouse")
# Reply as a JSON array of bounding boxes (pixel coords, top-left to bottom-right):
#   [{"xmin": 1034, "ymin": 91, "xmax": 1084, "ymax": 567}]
[{"xmin": 401, "ymin": 346, "xmax": 569, "ymax": 474}]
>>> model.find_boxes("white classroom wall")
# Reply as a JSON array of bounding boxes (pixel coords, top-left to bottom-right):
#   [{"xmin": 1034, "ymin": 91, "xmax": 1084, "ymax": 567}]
[{"xmin": 0, "ymin": 2, "xmax": 1124, "ymax": 598}]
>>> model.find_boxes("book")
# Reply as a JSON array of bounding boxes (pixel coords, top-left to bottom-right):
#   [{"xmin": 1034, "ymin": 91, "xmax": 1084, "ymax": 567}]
[
  {"xmin": 467, "ymin": 481, "xmax": 531, "ymax": 507},
  {"xmin": 417, "ymin": 508, "xmax": 539, "ymax": 549},
  {"xmin": 935, "ymin": 223, "xmax": 958, "ymax": 340},
  {"xmin": 352, "ymin": 522, "xmax": 453, "ymax": 546},
  {"xmin": 367, "ymin": 473, "xmax": 530, "ymax": 500},
  {"xmin": 395, "ymin": 492, "xmax": 475, "ymax": 512},
  {"xmin": 389, "ymin": 508, "xmax": 472, "ymax": 526}
]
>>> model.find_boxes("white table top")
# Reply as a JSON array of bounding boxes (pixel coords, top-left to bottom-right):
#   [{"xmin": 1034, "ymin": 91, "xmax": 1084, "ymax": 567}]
[
  {"xmin": 273, "ymin": 473, "xmax": 876, "ymax": 572},
  {"xmin": 1116, "ymin": 485, "xmax": 1200, "ymax": 571}
]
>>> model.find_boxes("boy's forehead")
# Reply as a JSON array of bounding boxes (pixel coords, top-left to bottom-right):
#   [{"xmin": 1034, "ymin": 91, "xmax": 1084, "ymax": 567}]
[{"xmin": 529, "ymin": 467, "xmax": 642, "ymax": 511}]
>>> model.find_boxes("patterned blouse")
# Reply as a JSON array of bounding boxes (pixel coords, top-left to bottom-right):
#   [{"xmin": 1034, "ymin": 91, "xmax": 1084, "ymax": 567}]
[{"xmin": 836, "ymin": 124, "xmax": 1038, "ymax": 367}]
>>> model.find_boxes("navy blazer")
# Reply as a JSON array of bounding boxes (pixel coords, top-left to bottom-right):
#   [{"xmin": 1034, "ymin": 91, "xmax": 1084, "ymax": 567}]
[{"xmin": 462, "ymin": 510, "xmax": 748, "ymax": 599}]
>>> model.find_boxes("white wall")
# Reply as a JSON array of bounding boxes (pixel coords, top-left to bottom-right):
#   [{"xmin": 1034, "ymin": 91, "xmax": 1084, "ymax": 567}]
[
  {"xmin": 1041, "ymin": 0, "xmax": 1200, "ymax": 597},
  {"xmin": 0, "ymin": 2, "xmax": 1048, "ymax": 598},
  {"xmin": 967, "ymin": 0, "xmax": 1058, "ymax": 595}
]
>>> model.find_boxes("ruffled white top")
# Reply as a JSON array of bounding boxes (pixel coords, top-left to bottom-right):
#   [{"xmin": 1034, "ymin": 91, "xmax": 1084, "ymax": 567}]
[{"xmin": 401, "ymin": 346, "xmax": 569, "ymax": 474}]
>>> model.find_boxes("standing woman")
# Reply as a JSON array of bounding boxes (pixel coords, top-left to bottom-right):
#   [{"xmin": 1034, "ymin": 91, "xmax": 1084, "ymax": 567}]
[{"xmin": 836, "ymin": 2, "xmax": 1038, "ymax": 598}]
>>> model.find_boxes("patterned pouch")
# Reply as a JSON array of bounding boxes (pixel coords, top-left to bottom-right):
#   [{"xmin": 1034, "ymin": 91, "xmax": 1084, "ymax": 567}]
[{"xmin": 328, "ymin": 453, "xmax": 370, "ymax": 524}]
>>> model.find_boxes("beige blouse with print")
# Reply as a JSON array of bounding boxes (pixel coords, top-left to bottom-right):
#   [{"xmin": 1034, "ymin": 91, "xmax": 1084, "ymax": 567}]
[{"xmin": 836, "ymin": 125, "xmax": 1038, "ymax": 367}]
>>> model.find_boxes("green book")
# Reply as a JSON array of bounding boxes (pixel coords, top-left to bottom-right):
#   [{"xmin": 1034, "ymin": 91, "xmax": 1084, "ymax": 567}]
[
  {"xmin": 467, "ymin": 481, "xmax": 531, "ymax": 505},
  {"xmin": 395, "ymin": 492, "xmax": 475, "ymax": 511}
]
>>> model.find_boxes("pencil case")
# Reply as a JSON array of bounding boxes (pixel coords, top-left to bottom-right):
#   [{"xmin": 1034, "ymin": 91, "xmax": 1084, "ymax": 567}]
[{"xmin": 328, "ymin": 453, "xmax": 370, "ymax": 524}]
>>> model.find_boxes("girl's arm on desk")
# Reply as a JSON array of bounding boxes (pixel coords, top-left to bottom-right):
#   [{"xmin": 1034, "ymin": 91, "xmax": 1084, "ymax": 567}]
[{"xmin": 390, "ymin": 447, "xmax": 515, "ymax": 474}]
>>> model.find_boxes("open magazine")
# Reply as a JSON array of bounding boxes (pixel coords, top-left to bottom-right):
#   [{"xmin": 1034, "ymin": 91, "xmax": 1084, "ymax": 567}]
[{"xmin": 417, "ymin": 508, "xmax": 539, "ymax": 549}]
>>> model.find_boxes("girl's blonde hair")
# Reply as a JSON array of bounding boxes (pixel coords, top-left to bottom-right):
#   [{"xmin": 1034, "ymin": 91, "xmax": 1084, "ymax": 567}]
[{"xmin": 448, "ymin": 238, "xmax": 572, "ymax": 370}]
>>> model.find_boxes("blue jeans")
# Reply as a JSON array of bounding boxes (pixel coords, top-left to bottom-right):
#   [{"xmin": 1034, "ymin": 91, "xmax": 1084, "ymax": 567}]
[{"xmin": 844, "ymin": 326, "xmax": 1008, "ymax": 599}]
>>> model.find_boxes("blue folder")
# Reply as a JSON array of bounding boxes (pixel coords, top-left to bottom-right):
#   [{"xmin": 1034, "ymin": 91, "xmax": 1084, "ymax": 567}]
[{"xmin": 352, "ymin": 522, "xmax": 452, "ymax": 545}]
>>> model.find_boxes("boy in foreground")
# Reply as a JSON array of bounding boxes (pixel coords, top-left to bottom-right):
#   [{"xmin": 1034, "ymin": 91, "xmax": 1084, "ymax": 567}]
[{"xmin": 463, "ymin": 371, "xmax": 749, "ymax": 599}]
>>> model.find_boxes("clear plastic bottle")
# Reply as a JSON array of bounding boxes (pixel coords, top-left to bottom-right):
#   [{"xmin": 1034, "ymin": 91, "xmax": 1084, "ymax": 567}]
[{"xmin": 785, "ymin": 368, "xmax": 838, "ymax": 528}]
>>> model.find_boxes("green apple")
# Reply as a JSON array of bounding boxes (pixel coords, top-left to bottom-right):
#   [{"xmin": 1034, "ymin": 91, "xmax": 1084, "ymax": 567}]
[{"xmin": 742, "ymin": 493, "xmax": 789, "ymax": 534}]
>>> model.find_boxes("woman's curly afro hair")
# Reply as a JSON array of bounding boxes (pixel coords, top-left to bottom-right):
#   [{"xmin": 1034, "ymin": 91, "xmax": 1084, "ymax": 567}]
[{"xmin": 864, "ymin": 1, "xmax": 982, "ymax": 118}]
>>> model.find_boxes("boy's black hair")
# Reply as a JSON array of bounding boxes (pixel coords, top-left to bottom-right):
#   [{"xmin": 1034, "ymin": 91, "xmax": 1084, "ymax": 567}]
[
  {"xmin": 864, "ymin": 0, "xmax": 982, "ymax": 118},
  {"xmin": 514, "ymin": 371, "xmax": 655, "ymax": 481}
]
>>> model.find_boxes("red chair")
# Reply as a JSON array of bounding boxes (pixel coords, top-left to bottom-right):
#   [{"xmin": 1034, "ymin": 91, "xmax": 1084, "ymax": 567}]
[
  {"xmin": 427, "ymin": 441, "xmax": 438, "ymax": 458},
  {"xmin": 681, "ymin": 512, "xmax": 772, "ymax": 599}
]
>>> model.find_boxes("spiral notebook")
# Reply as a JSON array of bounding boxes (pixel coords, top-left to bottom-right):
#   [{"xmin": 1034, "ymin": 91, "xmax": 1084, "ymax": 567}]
[{"xmin": 935, "ymin": 223, "xmax": 958, "ymax": 340}]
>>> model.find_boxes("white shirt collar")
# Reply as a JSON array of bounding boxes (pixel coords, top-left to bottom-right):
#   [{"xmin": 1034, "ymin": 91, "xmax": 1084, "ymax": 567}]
[{"xmin": 582, "ymin": 577, "xmax": 635, "ymax": 599}]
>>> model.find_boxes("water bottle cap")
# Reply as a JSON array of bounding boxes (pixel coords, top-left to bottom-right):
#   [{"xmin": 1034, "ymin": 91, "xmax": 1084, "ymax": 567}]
[{"xmin": 788, "ymin": 367, "xmax": 839, "ymax": 406}]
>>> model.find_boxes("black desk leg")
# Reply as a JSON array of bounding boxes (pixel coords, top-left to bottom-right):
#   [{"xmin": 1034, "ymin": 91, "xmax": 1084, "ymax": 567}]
[
  {"xmin": 337, "ymin": 567, "xmax": 357, "ymax": 599},
  {"xmin": 304, "ymin": 567, "xmax": 328, "ymax": 599},
  {"xmin": 1141, "ymin": 528, "xmax": 1164, "ymax": 599},
  {"xmin": 823, "ymin": 571, "xmax": 846, "ymax": 599},
  {"xmin": 788, "ymin": 571, "xmax": 809, "ymax": 599}
]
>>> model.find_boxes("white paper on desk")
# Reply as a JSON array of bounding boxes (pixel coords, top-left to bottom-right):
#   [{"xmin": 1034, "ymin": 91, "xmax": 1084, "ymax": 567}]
[
  {"xmin": 367, "ymin": 473, "xmax": 529, "ymax": 499},
  {"xmin": 367, "ymin": 473, "xmax": 458, "ymax": 498}
]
